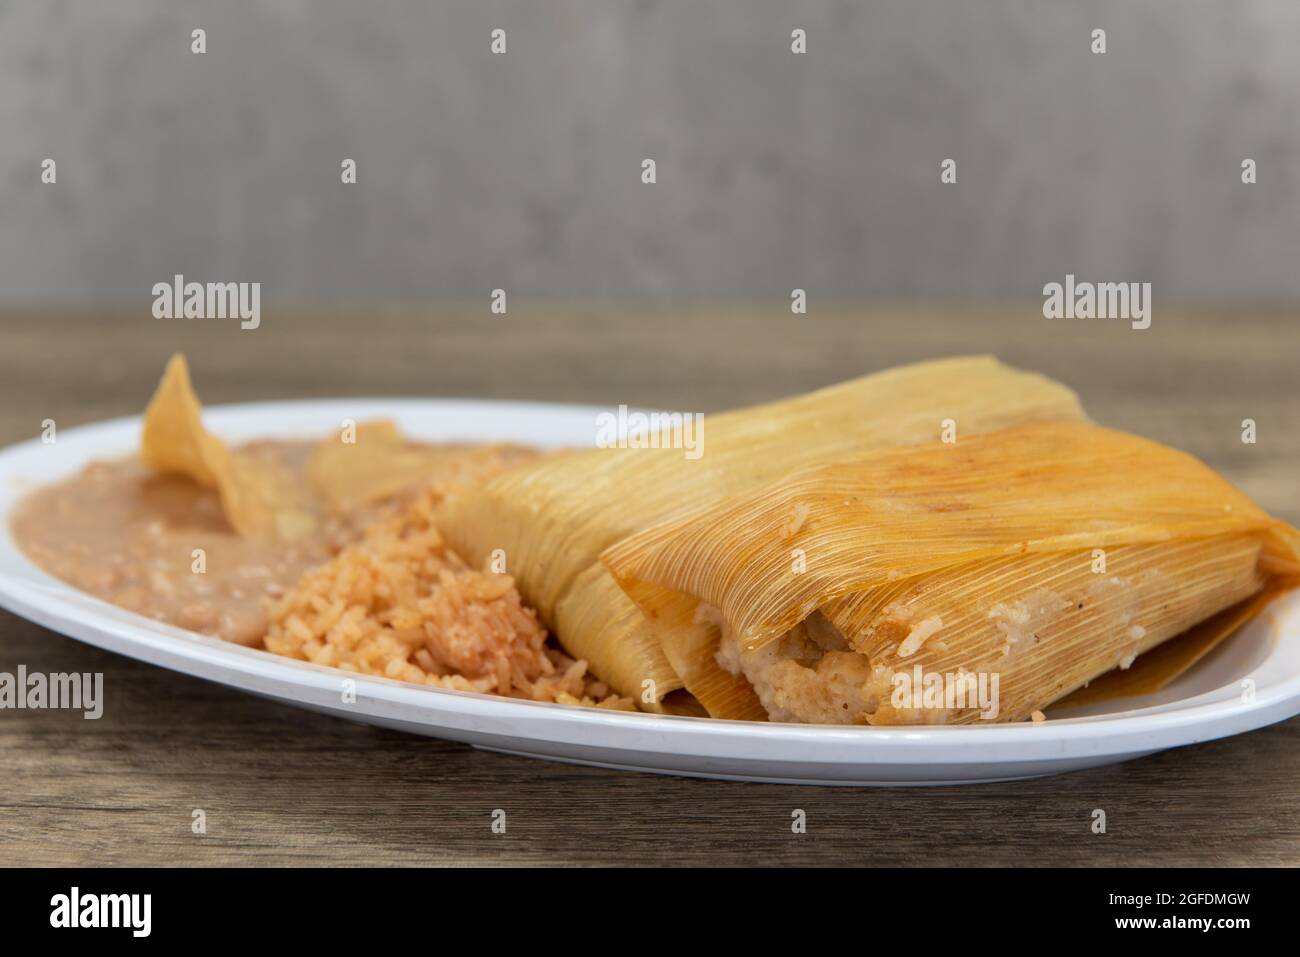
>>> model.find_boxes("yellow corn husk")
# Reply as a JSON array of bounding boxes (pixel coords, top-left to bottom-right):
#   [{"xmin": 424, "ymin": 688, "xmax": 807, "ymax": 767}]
[
  {"xmin": 602, "ymin": 421, "xmax": 1300, "ymax": 724},
  {"xmin": 440, "ymin": 356, "xmax": 1087, "ymax": 710},
  {"xmin": 1054, "ymin": 586, "xmax": 1286, "ymax": 708}
]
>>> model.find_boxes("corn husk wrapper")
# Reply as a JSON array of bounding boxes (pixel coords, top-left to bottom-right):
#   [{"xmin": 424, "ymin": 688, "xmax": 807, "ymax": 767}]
[
  {"xmin": 603, "ymin": 421, "xmax": 1300, "ymax": 723},
  {"xmin": 1055, "ymin": 586, "xmax": 1286, "ymax": 708},
  {"xmin": 440, "ymin": 356, "xmax": 1087, "ymax": 711}
]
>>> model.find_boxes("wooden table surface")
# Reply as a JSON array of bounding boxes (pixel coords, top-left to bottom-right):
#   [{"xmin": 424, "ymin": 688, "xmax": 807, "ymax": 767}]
[{"xmin": 2, "ymin": 304, "xmax": 1297, "ymax": 867}]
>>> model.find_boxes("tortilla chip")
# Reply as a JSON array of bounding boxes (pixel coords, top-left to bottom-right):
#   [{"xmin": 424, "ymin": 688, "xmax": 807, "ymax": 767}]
[
  {"xmin": 141, "ymin": 354, "xmax": 316, "ymax": 541},
  {"xmin": 307, "ymin": 421, "xmax": 533, "ymax": 509},
  {"xmin": 307, "ymin": 420, "xmax": 425, "ymax": 507},
  {"xmin": 140, "ymin": 354, "xmax": 232, "ymax": 488}
]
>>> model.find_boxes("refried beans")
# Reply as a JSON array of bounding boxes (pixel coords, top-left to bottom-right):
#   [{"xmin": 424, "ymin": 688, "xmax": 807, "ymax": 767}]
[{"xmin": 10, "ymin": 439, "xmax": 529, "ymax": 647}]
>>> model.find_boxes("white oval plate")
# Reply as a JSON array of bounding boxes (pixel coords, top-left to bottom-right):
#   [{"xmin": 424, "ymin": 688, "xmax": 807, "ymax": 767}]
[{"xmin": 1, "ymin": 399, "xmax": 1298, "ymax": 786}]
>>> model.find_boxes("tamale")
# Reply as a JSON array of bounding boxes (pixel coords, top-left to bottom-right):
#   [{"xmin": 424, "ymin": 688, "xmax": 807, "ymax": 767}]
[
  {"xmin": 440, "ymin": 356, "xmax": 1087, "ymax": 711},
  {"xmin": 602, "ymin": 421, "xmax": 1300, "ymax": 724}
]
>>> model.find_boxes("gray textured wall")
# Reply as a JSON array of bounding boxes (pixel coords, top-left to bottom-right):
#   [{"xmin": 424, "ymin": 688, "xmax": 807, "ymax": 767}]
[{"xmin": 2, "ymin": 0, "xmax": 1299, "ymax": 304}]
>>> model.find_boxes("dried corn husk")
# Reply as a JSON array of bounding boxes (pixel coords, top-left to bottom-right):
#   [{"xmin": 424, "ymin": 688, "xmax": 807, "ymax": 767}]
[
  {"xmin": 1055, "ymin": 586, "xmax": 1286, "ymax": 707},
  {"xmin": 603, "ymin": 421, "xmax": 1300, "ymax": 723}
]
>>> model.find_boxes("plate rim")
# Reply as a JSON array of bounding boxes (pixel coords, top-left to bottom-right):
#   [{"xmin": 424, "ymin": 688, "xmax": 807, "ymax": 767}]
[{"xmin": 1, "ymin": 397, "xmax": 1298, "ymax": 774}]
